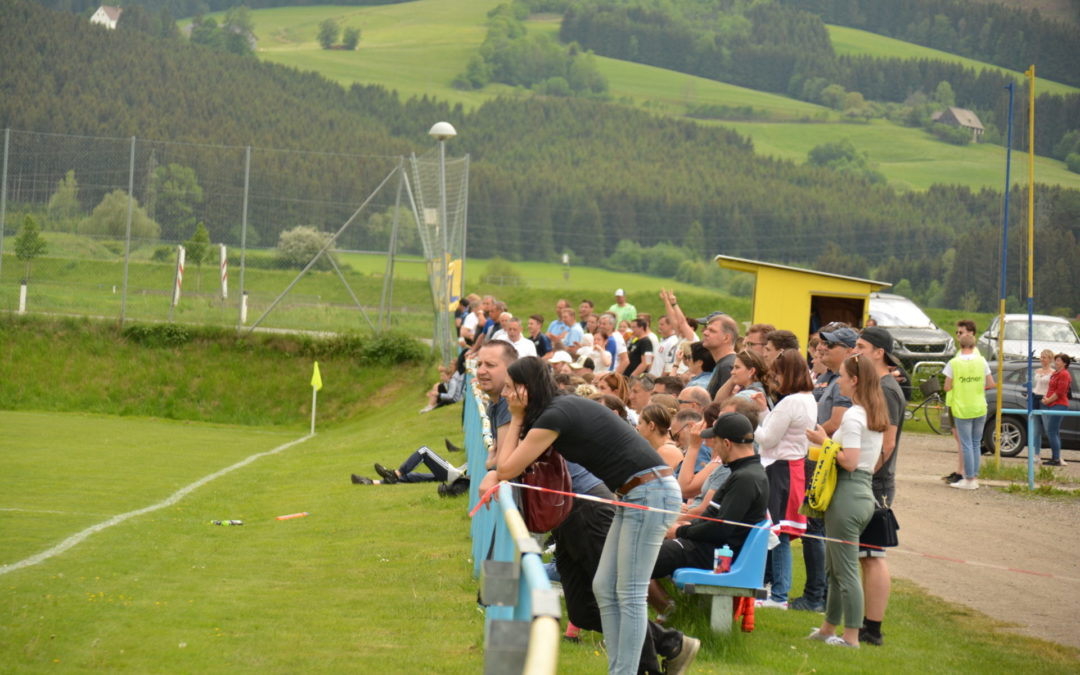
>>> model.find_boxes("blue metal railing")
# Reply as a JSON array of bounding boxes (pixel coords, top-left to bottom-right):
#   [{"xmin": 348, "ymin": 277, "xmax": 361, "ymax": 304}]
[
  {"xmin": 463, "ymin": 373, "xmax": 560, "ymax": 674},
  {"xmin": 1000, "ymin": 408, "xmax": 1080, "ymax": 489}
]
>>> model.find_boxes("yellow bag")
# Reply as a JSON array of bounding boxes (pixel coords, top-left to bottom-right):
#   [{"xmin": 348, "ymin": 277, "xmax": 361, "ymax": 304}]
[{"xmin": 800, "ymin": 439, "xmax": 840, "ymax": 519}]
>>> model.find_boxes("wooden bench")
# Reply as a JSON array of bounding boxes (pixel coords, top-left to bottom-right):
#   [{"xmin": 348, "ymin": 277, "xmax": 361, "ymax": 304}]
[{"xmin": 671, "ymin": 520, "xmax": 770, "ymax": 633}]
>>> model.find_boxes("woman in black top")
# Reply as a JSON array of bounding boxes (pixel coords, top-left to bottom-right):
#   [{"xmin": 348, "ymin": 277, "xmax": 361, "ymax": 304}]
[{"xmin": 479, "ymin": 357, "xmax": 682, "ymax": 675}]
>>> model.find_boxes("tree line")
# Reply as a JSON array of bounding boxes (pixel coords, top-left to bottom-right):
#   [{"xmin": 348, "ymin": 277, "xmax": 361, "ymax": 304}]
[
  {"xmin": 779, "ymin": 0, "xmax": 1080, "ymax": 87},
  {"xmin": 3, "ymin": 0, "xmax": 1079, "ymax": 314},
  {"xmin": 558, "ymin": 0, "xmax": 1080, "ymax": 160}
]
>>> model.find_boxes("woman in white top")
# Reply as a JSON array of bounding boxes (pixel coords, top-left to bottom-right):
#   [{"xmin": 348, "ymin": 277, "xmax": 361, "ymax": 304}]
[
  {"xmin": 1030, "ymin": 349, "xmax": 1055, "ymax": 454},
  {"xmin": 753, "ymin": 349, "xmax": 816, "ymax": 608},
  {"xmin": 806, "ymin": 354, "xmax": 887, "ymax": 647}
]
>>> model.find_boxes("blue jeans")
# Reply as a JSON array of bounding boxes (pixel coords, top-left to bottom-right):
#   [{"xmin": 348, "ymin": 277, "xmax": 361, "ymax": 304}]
[
  {"xmin": 954, "ymin": 415, "xmax": 986, "ymax": 479},
  {"xmin": 593, "ymin": 471, "xmax": 680, "ymax": 675},
  {"xmin": 770, "ymin": 533, "xmax": 792, "ymax": 603},
  {"xmin": 1044, "ymin": 404, "xmax": 1067, "ymax": 462}
]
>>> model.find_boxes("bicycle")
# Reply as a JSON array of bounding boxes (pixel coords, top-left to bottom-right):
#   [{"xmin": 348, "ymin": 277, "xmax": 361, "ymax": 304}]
[{"xmin": 904, "ymin": 374, "xmax": 949, "ymax": 435}]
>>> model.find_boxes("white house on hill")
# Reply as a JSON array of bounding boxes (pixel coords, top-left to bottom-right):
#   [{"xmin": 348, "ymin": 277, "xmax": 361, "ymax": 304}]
[
  {"xmin": 930, "ymin": 106, "xmax": 985, "ymax": 143},
  {"xmin": 90, "ymin": 5, "xmax": 123, "ymax": 30}
]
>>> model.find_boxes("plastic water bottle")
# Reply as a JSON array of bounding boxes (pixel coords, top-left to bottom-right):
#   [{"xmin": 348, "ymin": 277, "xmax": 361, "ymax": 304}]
[
  {"xmin": 714, "ymin": 545, "xmax": 733, "ymax": 573},
  {"xmin": 211, "ymin": 520, "xmax": 243, "ymax": 526}
]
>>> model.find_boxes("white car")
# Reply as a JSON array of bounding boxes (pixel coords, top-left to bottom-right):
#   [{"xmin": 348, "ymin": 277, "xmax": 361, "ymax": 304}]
[
  {"xmin": 867, "ymin": 293, "xmax": 955, "ymax": 368},
  {"xmin": 976, "ymin": 314, "xmax": 1080, "ymax": 361}
]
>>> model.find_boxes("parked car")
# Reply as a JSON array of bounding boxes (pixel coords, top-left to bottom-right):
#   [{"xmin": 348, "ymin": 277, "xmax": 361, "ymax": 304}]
[
  {"xmin": 976, "ymin": 314, "xmax": 1080, "ymax": 362},
  {"xmin": 867, "ymin": 293, "xmax": 955, "ymax": 369},
  {"xmin": 980, "ymin": 360, "xmax": 1080, "ymax": 457}
]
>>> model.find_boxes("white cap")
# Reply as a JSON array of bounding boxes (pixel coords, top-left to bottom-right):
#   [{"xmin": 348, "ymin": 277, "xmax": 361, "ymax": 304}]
[
  {"xmin": 614, "ymin": 288, "xmax": 625, "ymax": 296},
  {"xmin": 550, "ymin": 350, "xmax": 573, "ymax": 364}
]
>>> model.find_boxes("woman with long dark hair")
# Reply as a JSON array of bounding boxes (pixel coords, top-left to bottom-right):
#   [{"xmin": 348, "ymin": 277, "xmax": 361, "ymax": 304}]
[
  {"xmin": 753, "ymin": 349, "xmax": 815, "ymax": 608},
  {"xmin": 478, "ymin": 357, "xmax": 683, "ymax": 674},
  {"xmin": 806, "ymin": 354, "xmax": 887, "ymax": 647}
]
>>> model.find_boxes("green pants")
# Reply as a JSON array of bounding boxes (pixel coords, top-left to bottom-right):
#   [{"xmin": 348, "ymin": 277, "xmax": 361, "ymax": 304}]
[{"xmin": 823, "ymin": 469, "xmax": 875, "ymax": 629}]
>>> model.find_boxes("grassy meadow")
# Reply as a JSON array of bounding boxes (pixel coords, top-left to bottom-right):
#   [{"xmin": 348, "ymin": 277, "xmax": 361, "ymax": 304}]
[
  {"xmin": 826, "ymin": 24, "xmax": 1079, "ymax": 97},
  {"xmin": 208, "ymin": 1, "xmax": 1080, "ymax": 192},
  {"xmin": 722, "ymin": 118, "xmax": 1080, "ymax": 191},
  {"xmin": 3, "ymin": 385, "xmax": 1080, "ymax": 671}
]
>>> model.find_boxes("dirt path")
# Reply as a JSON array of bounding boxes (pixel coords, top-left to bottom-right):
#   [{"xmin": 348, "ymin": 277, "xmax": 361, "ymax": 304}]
[{"xmin": 889, "ymin": 432, "xmax": 1080, "ymax": 649}]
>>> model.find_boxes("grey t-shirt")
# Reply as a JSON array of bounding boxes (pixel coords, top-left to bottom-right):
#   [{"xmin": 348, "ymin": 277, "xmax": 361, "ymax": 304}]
[
  {"xmin": 816, "ymin": 373, "xmax": 852, "ymax": 425},
  {"xmin": 873, "ymin": 373, "xmax": 906, "ymax": 504}
]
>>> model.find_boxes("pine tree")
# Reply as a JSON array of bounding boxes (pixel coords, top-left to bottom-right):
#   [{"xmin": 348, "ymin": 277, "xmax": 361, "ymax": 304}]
[{"xmin": 15, "ymin": 214, "xmax": 47, "ymax": 281}]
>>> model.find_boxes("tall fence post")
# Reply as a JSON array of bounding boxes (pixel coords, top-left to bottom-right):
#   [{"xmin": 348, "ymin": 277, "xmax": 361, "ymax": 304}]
[
  {"xmin": 379, "ymin": 159, "xmax": 405, "ymax": 330},
  {"xmin": 0, "ymin": 128, "xmax": 10, "ymax": 285},
  {"xmin": 119, "ymin": 136, "xmax": 136, "ymax": 324},
  {"xmin": 238, "ymin": 145, "xmax": 251, "ymax": 329}
]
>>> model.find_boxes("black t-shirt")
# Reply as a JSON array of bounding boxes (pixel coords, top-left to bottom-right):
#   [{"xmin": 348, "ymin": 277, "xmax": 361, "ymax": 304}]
[
  {"xmin": 623, "ymin": 336, "xmax": 654, "ymax": 376},
  {"xmin": 531, "ymin": 395, "xmax": 665, "ymax": 491},
  {"xmin": 706, "ymin": 352, "xmax": 736, "ymax": 398}
]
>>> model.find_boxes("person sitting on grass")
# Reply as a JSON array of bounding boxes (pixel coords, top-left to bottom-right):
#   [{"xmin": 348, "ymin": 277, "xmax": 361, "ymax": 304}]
[{"xmin": 350, "ymin": 445, "xmax": 464, "ymax": 486}]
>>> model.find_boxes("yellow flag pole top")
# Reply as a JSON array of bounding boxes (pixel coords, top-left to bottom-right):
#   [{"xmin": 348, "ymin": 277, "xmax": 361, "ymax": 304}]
[{"xmin": 311, "ymin": 361, "xmax": 323, "ymax": 391}]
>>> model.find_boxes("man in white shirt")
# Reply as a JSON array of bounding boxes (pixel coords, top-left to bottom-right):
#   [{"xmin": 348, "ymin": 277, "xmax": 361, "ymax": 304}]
[
  {"xmin": 505, "ymin": 316, "xmax": 537, "ymax": 358},
  {"xmin": 599, "ymin": 312, "xmax": 628, "ymax": 373},
  {"xmin": 651, "ymin": 315, "xmax": 680, "ymax": 377}
]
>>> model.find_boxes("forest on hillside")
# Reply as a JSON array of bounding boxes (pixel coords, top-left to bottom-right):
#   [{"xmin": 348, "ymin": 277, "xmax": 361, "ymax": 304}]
[
  {"xmin": 3, "ymin": 0, "xmax": 1080, "ymax": 314},
  {"xmin": 558, "ymin": 0, "xmax": 1080, "ymax": 158}
]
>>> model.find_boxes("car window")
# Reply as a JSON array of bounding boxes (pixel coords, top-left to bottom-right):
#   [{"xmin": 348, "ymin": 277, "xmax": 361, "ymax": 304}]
[
  {"xmin": 869, "ymin": 297, "xmax": 934, "ymax": 328},
  {"xmin": 1003, "ymin": 320, "xmax": 1080, "ymax": 343}
]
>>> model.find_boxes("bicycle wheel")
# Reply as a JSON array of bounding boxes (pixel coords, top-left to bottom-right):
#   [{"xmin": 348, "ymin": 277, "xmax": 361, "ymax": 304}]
[{"xmin": 922, "ymin": 397, "xmax": 946, "ymax": 435}]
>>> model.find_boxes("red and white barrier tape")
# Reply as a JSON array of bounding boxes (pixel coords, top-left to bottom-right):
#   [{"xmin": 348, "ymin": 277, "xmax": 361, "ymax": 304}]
[{"xmin": 470, "ymin": 480, "xmax": 1080, "ymax": 584}]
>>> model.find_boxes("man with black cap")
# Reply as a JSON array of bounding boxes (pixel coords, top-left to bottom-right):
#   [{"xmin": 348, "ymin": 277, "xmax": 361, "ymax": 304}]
[
  {"xmin": 851, "ymin": 325, "xmax": 906, "ymax": 647},
  {"xmin": 651, "ymin": 412, "xmax": 769, "ymax": 578}
]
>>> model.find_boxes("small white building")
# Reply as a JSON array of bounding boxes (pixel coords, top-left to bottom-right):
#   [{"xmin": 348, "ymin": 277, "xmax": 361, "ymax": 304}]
[
  {"xmin": 90, "ymin": 5, "xmax": 123, "ymax": 30},
  {"xmin": 930, "ymin": 106, "xmax": 985, "ymax": 143}
]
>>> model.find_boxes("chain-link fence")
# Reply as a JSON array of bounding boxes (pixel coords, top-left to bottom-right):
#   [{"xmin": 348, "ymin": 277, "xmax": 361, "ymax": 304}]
[{"xmin": 0, "ymin": 129, "xmax": 468, "ymax": 345}]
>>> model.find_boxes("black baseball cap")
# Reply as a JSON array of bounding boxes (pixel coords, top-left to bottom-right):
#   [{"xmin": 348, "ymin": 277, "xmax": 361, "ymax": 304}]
[
  {"xmin": 860, "ymin": 326, "xmax": 903, "ymax": 368},
  {"xmin": 700, "ymin": 412, "xmax": 755, "ymax": 443}
]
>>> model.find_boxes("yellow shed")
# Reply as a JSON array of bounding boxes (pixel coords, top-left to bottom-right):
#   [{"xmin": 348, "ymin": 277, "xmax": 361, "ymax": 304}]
[{"xmin": 716, "ymin": 255, "xmax": 891, "ymax": 350}]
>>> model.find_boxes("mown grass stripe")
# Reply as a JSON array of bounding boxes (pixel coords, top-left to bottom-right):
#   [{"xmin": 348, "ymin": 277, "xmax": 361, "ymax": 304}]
[{"xmin": 0, "ymin": 434, "xmax": 312, "ymax": 576}]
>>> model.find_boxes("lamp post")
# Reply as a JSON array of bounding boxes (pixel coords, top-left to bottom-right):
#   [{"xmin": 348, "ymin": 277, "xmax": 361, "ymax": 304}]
[{"xmin": 429, "ymin": 121, "xmax": 456, "ymax": 364}]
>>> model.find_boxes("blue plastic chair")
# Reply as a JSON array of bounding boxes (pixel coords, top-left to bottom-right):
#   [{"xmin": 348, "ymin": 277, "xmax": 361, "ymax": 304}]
[{"xmin": 671, "ymin": 519, "xmax": 771, "ymax": 632}]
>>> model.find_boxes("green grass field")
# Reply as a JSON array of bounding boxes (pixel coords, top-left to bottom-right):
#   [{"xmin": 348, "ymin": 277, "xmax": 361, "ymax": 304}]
[
  {"xmin": 827, "ymin": 24, "xmax": 1079, "ymax": 97},
  {"xmin": 207, "ymin": 1, "xmax": 1080, "ymax": 193},
  {"xmin": 722, "ymin": 118, "xmax": 1080, "ymax": 191},
  {"xmin": 3, "ymin": 402, "xmax": 1080, "ymax": 672}
]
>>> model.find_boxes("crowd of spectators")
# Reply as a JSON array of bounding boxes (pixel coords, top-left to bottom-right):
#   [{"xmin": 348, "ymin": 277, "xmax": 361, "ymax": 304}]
[{"xmin": 395, "ymin": 288, "xmax": 915, "ymax": 669}]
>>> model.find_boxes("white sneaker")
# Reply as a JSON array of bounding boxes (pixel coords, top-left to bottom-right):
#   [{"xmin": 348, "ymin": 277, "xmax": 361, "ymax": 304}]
[
  {"xmin": 756, "ymin": 598, "xmax": 788, "ymax": 610},
  {"xmin": 949, "ymin": 478, "xmax": 978, "ymax": 490},
  {"xmin": 825, "ymin": 635, "xmax": 859, "ymax": 648},
  {"xmin": 807, "ymin": 627, "xmax": 831, "ymax": 642}
]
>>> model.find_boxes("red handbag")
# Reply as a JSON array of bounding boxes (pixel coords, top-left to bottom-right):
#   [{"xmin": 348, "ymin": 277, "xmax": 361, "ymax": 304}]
[{"xmin": 519, "ymin": 448, "xmax": 574, "ymax": 532}]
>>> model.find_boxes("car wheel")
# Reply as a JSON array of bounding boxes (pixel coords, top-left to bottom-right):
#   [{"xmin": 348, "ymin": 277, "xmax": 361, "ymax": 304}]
[{"xmin": 983, "ymin": 416, "xmax": 1026, "ymax": 457}]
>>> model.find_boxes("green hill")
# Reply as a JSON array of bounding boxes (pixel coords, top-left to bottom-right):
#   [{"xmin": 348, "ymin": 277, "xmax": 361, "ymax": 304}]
[
  {"xmin": 826, "ymin": 24, "xmax": 1078, "ymax": 97},
  {"xmin": 231, "ymin": 1, "xmax": 1080, "ymax": 193}
]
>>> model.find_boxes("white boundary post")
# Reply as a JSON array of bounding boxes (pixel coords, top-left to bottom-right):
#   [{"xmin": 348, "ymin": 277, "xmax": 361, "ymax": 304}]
[{"xmin": 220, "ymin": 243, "xmax": 228, "ymax": 300}]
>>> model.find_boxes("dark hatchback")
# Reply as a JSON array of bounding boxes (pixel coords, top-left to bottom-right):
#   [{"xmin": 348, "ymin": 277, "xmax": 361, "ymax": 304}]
[{"xmin": 981, "ymin": 361, "xmax": 1080, "ymax": 457}]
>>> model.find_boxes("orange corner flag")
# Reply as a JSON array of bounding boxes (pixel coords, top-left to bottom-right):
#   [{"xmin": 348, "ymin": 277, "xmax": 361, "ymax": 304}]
[{"xmin": 311, "ymin": 361, "xmax": 323, "ymax": 391}]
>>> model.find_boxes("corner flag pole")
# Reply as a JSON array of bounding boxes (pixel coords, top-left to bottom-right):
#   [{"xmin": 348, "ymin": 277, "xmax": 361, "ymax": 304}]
[{"xmin": 310, "ymin": 361, "xmax": 323, "ymax": 435}]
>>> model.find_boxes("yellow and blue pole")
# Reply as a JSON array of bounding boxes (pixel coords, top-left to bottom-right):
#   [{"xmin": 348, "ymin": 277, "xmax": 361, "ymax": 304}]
[
  {"xmin": 1024, "ymin": 65, "xmax": 1036, "ymax": 490},
  {"xmin": 994, "ymin": 82, "xmax": 1014, "ymax": 469}
]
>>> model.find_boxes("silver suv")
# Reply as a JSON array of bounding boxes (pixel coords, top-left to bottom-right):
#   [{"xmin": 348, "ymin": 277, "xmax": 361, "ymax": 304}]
[
  {"xmin": 976, "ymin": 314, "xmax": 1080, "ymax": 361},
  {"xmin": 867, "ymin": 293, "xmax": 955, "ymax": 368}
]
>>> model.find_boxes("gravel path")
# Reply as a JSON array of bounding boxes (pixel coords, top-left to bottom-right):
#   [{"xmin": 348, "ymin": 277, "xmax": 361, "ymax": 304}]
[{"xmin": 889, "ymin": 432, "xmax": 1080, "ymax": 649}]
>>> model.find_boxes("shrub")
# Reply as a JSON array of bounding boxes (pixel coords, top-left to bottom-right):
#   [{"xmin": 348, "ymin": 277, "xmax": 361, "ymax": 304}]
[
  {"xmin": 479, "ymin": 257, "xmax": 522, "ymax": 285},
  {"xmin": 122, "ymin": 322, "xmax": 192, "ymax": 347},
  {"xmin": 1066, "ymin": 152, "xmax": 1080, "ymax": 174},
  {"xmin": 276, "ymin": 225, "xmax": 335, "ymax": 270}
]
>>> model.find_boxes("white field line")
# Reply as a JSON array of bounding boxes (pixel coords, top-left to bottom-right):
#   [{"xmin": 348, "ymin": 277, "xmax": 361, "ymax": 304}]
[
  {"xmin": 0, "ymin": 508, "xmax": 101, "ymax": 515},
  {"xmin": 0, "ymin": 434, "xmax": 313, "ymax": 577}
]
